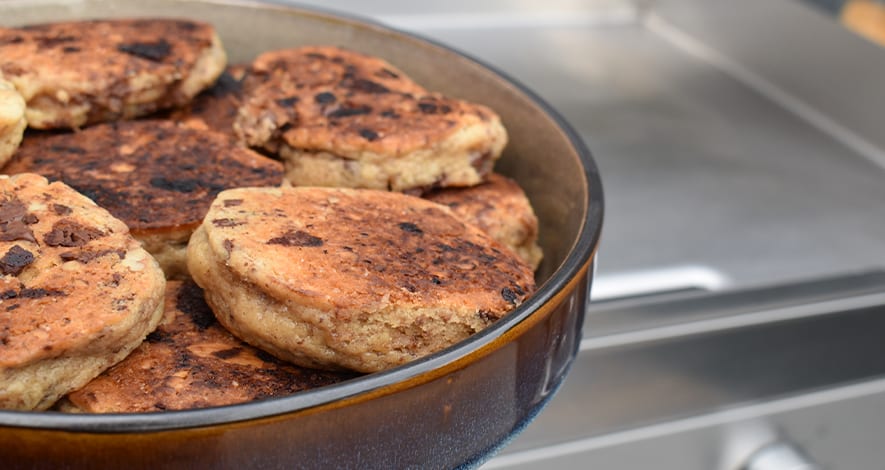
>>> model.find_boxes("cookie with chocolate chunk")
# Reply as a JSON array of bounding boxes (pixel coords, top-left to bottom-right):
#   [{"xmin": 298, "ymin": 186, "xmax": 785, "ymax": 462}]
[
  {"xmin": 235, "ymin": 46, "xmax": 507, "ymax": 194},
  {"xmin": 59, "ymin": 280, "xmax": 354, "ymax": 413},
  {"xmin": 0, "ymin": 18, "xmax": 226, "ymax": 129},
  {"xmin": 424, "ymin": 173, "xmax": 543, "ymax": 270},
  {"xmin": 187, "ymin": 187, "xmax": 535, "ymax": 373},
  {"xmin": 0, "ymin": 78, "xmax": 26, "ymax": 167},
  {"xmin": 4, "ymin": 120, "xmax": 284, "ymax": 278},
  {"xmin": 0, "ymin": 173, "xmax": 165, "ymax": 410}
]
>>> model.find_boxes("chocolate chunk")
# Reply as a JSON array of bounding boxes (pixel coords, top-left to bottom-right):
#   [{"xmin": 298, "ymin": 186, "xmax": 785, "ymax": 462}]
[
  {"xmin": 500, "ymin": 286, "xmax": 518, "ymax": 304},
  {"xmin": 59, "ymin": 248, "xmax": 125, "ymax": 264},
  {"xmin": 267, "ymin": 230, "xmax": 324, "ymax": 247},
  {"xmin": 398, "ymin": 222, "xmax": 423, "ymax": 235},
  {"xmin": 0, "ymin": 199, "xmax": 36, "ymax": 243},
  {"xmin": 211, "ymin": 218, "xmax": 242, "ymax": 228},
  {"xmin": 314, "ymin": 92, "xmax": 337, "ymax": 104},
  {"xmin": 117, "ymin": 39, "xmax": 172, "ymax": 62},
  {"xmin": 0, "ymin": 288, "xmax": 66, "ymax": 300},
  {"xmin": 0, "ymin": 245, "xmax": 34, "ymax": 276},
  {"xmin": 358, "ymin": 128, "xmax": 379, "ymax": 141},
  {"xmin": 43, "ymin": 220, "xmax": 104, "ymax": 247},
  {"xmin": 223, "ymin": 239, "xmax": 234, "ymax": 254},
  {"xmin": 222, "ymin": 199, "xmax": 243, "ymax": 207},
  {"xmin": 52, "ymin": 204, "xmax": 72, "ymax": 215}
]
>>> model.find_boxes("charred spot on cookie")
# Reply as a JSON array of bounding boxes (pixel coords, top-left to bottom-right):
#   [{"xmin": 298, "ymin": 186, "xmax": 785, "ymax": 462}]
[
  {"xmin": 375, "ymin": 68, "xmax": 400, "ymax": 79},
  {"xmin": 267, "ymin": 230, "xmax": 324, "ymax": 247},
  {"xmin": 176, "ymin": 281, "xmax": 216, "ymax": 331},
  {"xmin": 145, "ymin": 330, "xmax": 171, "ymax": 344},
  {"xmin": 0, "ymin": 245, "xmax": 34, "ymax": 276},
  {"xmin": 326, "ymin": 104, "xmax": 372, "ymax": 119},
  {"xmin": 275, "ymin": 96, "xmax": 299, "ymax": 107},
  {"xmin": 398, "ymin": 222, "xmax": 423, "ymax": 235},
  {"xmin": 211, "ymin": 347, "xmax": 243, "ymax": 360},
  {"xmin": 358, "ymin": 128, "xmax": 379, "ymax": 141},
  {"xmin": 222, "ymin": 199, "xmax": 243, "ymax": 207},
  {"xmin": 346, "ymin": 78, "xmax": 390, "ymax": 94},
  {"xmin": 117, "ymin": 39, "xmax": 172, "ymax": 62},
  {"xmin": 149, "ymin": 177, "xmax": 199, "ymax": 193},
  {"xmin": 314, "ymin": 92, "xmax": 337, "ymax": 105},
  {"xmin": 380, "ymin": 109, "xmax": 400, "ymax": 119},
  {"xmin": 43, "ymin": 220, "xmax": 104, "ymax": 247},
  {"xmin": 223, "ymin": 239, "xmax": 234, "ymax": 254}
]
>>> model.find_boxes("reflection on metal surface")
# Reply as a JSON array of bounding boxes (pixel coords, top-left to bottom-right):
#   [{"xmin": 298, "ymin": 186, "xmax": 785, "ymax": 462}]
[
  {"xmin": 485, "ymin": 377, "xmax": 885, "ymax": 469},
  {"xmin": 741, "ymin": 442, "xmax": 820, "ymax": 470},
  {"xmin": 590, "ymin": 265, "xmax": 729, "ymax": 301}
]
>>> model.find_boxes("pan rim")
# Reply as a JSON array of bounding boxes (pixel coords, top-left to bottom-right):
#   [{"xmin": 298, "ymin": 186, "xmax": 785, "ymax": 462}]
[{"xmin": 0, "ymin": 0, "xmax": 604, "ymax": 432}]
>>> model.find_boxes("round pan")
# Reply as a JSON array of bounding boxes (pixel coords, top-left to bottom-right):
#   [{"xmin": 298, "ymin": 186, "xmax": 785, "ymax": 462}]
[{"xmin": 0, "ymin": 1, "xmax": 604, "ymax": 468}]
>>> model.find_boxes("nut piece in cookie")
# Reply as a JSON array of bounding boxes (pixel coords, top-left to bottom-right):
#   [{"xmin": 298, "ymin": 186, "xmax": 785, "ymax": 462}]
[
  {"xmin": 235, "ymin": 46, "xmax": 507, "ymax": 193},
  {"xmin": 0, "ymin": 19, "xmax": 226, "ymax": 129},
  {"xmin": 4, "ymin": 120, "xmax": 284, "ymax": 279},
  {"xmin": 0, "ymin": 173, "xmax": 165, "ymax": 410},
  {"xmin": 59, "ymin": 280, "xmax": 355, "ymax": 413},
  {"xmin": 424, "ymin": 173, "xmax": 543, "ymax": 270},
  {"xmin": 169, "ymin": 65, "xmax": 249, "ymax": 138},
  {"xmin": 0, "ymin": 78, "xmax": 26, "ymax": 167},
  {"xmin": 187, "ymin": 187, "xmax": 535, "ymax": 373}
]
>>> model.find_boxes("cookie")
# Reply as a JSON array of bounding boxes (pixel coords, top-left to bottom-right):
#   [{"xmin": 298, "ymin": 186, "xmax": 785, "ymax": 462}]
[
  {"xmin": 169, "ymin": 65, "xmax": 248, "ymax": 138},
  {"xmin": 0, "ymin": 78, "xmax": 26, "ymax": 167},
  {"xmin": 0, "ymin": 19, "xmax": 226, "ymax": 129},
  {"xmin": 3, "ymin": 120, "xmax": 284, "ymax": 278},
  {"xmin": 187, "ymin": 186, "xmax": 535, "ymax": 372},
  {"xmin": 59, "ymin": 280, "xmax": 354, "ymax": 413},
  {"xmin": 235, "ymin": 46, "xmax": 507, "ymax": 193},
  {"xmin": 424, "ymin": 173, "xmax": 542, "ymax": 270},
  {"xmin": 0, "ymin": 173, "xmax": 165, "ymax": 410}
]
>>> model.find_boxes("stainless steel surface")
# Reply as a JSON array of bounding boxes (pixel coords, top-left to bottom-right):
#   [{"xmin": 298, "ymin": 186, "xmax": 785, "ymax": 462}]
[
  {"xmin": 743, "ymin": 442, "xmax": 819, "ymax": 470},
  {"xmin": 291, "ymin": 0, "xmax": 885, "ymax": 294},
  {"xmin": 276, "ymin": 0, "xmax": 885, "ymax": 467}
]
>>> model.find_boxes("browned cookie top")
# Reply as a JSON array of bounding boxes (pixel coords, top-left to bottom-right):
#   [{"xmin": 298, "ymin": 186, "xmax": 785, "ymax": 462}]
[
  {"xmin": 64, "ymin": 280, "xmax": 355, "ymax": 413},
  {"xmin": 424, "ymin": 173, "xmax": 542, "ymax": 269},
  {"xmin": 236, "ymin": 46, "xmax": 500, "ymax": 158},
  {"xmin": 4, "ymin": 120, "xmax": 283, "ymax": 234},
  {"xmin": 170, "ymin": 65, "xmax": 249, "ymax": 136},
  {"xmin": 0, "ymin": 19, "xmax": 224, "ymax": 128},
  {"xmin": 201, "ymin": 186, "xmax": 535, "ymax": 320},
  {"xmin": 0, "ymin": 173, "xmax": 165, "ymax": 368}
]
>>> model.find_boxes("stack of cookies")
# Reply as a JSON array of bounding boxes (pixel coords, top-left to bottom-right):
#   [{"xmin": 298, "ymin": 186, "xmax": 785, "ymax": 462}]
[{"xmin": 0, "ymin": 18, "xmax": 542, "ymax": 412}]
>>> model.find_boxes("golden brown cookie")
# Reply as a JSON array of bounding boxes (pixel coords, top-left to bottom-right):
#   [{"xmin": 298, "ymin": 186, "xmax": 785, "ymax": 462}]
[
  {"xmin": 235, "ymin": 46, "xmax": 507, "ymax": 193},
  {"xmin": 0, "ymin": 173, "xmax": 165, "ymax": 410},
  {"xmin": 0, "ymin": 19, "xmax": 226, "ymax": 129},
  {"xmin": 169, "ymin": 65, "xmax": 249, "ymax": 137},
  {"xmin": 59, "ymin": 280, "xmax": 355, "ymax": 413},
  {"xmin": 3, "ymin": 120, "xmax": 284, "ymax": 278},
  {"xmin": 424, "ymin": 173, "xmax": 542, "ymax": 270},
  {"xmin": 0, "ymin": 78, "xmax": 26, "ymax": 167},
  {"xmin": 187, "ymin": 186, "xmax": 535, "ymax": 373}
]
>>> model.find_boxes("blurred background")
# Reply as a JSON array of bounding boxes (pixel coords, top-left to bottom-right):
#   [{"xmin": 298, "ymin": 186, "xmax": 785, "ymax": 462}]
[{"xmin": 282, "ymin": 1, "xmax": 885, "ymax": 468}]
